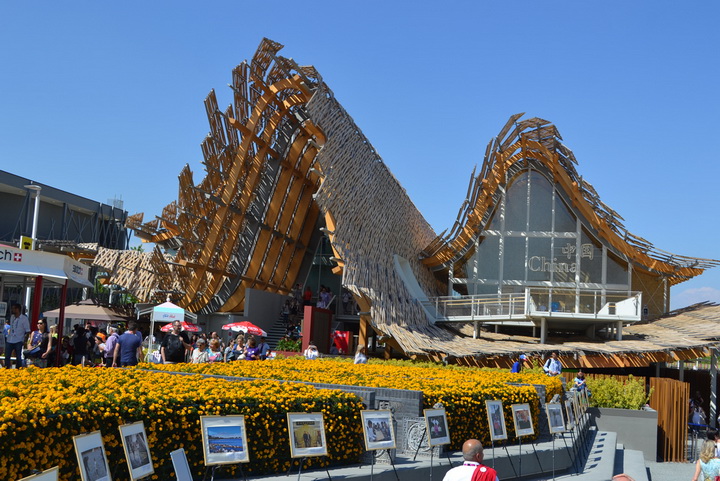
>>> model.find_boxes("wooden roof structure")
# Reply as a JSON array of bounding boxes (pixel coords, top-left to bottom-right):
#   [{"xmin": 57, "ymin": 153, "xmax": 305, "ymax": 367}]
[
  {"xmin": 419, "ymin": 114, "xmax": 718, "ymax": 284},
  {"xmin": 93, "ymin": 38, "xmax": 719, "ymax": 366}
]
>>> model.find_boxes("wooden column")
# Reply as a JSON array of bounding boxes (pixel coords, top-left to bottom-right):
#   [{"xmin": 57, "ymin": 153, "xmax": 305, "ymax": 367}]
[{"xmin": 358, "ymin": 315, "xmax": 369, "ymax": 351}]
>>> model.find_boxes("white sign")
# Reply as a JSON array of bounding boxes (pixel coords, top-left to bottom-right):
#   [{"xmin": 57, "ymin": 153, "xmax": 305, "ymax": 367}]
[{"xmin": 0, "ymin": 245, "xmax": 92, "ymax": 287}]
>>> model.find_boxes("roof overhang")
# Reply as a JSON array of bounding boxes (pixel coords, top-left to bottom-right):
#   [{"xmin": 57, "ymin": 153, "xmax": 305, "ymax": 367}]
[{"xmin": 0, "ymin": 244, "xmax": 93, "ymax": 288}]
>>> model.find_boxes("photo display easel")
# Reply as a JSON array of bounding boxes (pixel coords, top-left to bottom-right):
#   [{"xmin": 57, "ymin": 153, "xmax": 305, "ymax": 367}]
[
  {"xmin": 360, "ymin": 410, "xmax": 400, "ymax": 481},
  {"xmin": 420, "ymin": 408, "xmax": 452, "ymax": 481},
  {"xmin": 18, "ymin": 466, "xmax": 59, "ymax": 481},
  {"xmin": 73, "ymin": 431, "xmax": 111, "ymax": 481},
  {"xmin": 511, "ymin": 403, "xmax": 541, "ymax": 477},
  {"xmin": 287, "ymin": 412, "xmax": 331, "ymax": 481},
  {"xmin": 118, "ymin": 421, "xmax": 154, "ymax": 480},
  {"xmin": 545, "ymin": 402, "xmax": 567, "ymax": 480},
  {"xmin": 200, "ymin": 415, "xmax": 250, "ymax": 481},
  {"xmin": 484, "ymin": 399, "xmax": 510, "ymax": 472}
]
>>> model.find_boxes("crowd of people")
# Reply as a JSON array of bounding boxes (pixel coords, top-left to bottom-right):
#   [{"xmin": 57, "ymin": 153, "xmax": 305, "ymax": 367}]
[
  {"xmin": 2, "ymin": 313, "xmax": 275, "ymax": 368},
  {"xmin": 4, "ymin": 284, "xmax": 359, "ymax": 368}
]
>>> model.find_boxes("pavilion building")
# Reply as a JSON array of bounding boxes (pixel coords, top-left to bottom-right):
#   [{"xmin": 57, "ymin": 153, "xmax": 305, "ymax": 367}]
[{"xmin": 92, "ymin": 39, "xmax": 719, "ymax": 367}]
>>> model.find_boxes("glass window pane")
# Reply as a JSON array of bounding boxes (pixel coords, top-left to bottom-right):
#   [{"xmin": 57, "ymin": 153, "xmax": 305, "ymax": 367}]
[
  {"xmin": 504, "ymin": 174, "xmax": 529, "ymax": 231},
  {"xmin": 551, "ymin": 240, "xmax": 579, "ymax": 283},
  {"xmin": 528, "ymin": 172, "xmax": 553, "ymax": 231},
  {"xmin": 554, "ymin": 194, "xmax": 576, "ymax": 233},
  {"xmin": 486, "ymin": 206, "xmax": 501, "ymax": 231},
  {"xmin": 471, "ymin": 284, "xmax": 499, "ymax": 296},
  {"xmin": 579, "ymin": 228, "xmax": 602, "ymax": 283},
  {"xmin": 527, "ymin": 237, "xmax": 552, "ymax": 281},
  {"xmin": 503, "ymin": 237, "xmax": 526, "ymax": 281},
  {"xmin": 607, "ymin": 251, "xmax": 629, "ymax": 286},
  {"xmin": 474, "ymin": 236, "xmax": 500, "ymax": 280}
]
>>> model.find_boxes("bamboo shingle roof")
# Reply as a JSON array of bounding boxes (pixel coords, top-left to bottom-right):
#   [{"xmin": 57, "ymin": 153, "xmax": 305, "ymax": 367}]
[{"xmin": 91, "ymin": 38, "xmax": 719, "ymax": 367}]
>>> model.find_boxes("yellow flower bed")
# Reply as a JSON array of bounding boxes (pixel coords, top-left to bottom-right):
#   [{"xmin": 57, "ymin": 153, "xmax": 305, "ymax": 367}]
[
  {"xmin": 1, "ymin": 360, "xmax": 562, "ymax": 480},
  {"xmin": 140, "ymin": 358, "xmax": 563, "ymax": 449},
  {"xmin": 0, "ymin": 367, "xmax": 363, "ymax": 481}
]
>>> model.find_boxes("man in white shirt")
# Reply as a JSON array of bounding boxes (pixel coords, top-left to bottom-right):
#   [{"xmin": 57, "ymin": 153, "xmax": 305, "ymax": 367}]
[
  {"xmin": 442, "ymin": 439, "xmax": 499, "ymax": 481},
  {"xmin": 543, "ymin": 351, "xmax": 562, "ymax": 376},
  {"xmin": 5, "ymin": 303, "xmax": 30, "ymax": 368}
]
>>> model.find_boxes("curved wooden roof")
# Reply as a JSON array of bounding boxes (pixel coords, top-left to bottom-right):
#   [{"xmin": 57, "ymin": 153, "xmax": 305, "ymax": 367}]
[
  {"xmin": 419, "ymin": 115, "xmax": 719, "ymax": 284},
  {"xmin": 93, "ymin": 39, "xmax": 719, "ymax": 366}
]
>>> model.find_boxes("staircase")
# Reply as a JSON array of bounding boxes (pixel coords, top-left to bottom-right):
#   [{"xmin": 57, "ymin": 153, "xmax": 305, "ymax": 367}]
[
  {"xmin": 265, "ymin": 317, "xmax": 289, "ymax": 349},
  {"xmin": 555, "ymin": 428, "xmax": 649, "ymax": 481}
]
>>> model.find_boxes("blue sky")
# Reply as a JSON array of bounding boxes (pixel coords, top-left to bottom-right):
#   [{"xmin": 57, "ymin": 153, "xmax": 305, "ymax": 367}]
[{"xmin": 1, "ymin": 1, "xmax": 718, "ymax": 309}]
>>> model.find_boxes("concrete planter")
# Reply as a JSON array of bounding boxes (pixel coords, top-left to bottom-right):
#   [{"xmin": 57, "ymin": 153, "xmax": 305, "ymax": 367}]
[{"xmin": 588, "ymin": 406, "xmax": 657, "ymax": 460}]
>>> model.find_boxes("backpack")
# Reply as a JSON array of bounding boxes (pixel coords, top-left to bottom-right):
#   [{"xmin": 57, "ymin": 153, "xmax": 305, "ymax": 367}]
[{"xmin": 164, "ymin": 335, "xmax": 186, "ymax": 361}]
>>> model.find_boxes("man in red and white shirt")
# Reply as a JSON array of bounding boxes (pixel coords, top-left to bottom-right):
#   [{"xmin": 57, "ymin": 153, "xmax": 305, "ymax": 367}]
[{"xmin": 443, "ymin": 439, "xmax": 499, "ymax": 481}]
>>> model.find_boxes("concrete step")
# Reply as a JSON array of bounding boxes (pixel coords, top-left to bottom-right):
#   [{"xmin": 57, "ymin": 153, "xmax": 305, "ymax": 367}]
[
  {"xmin": 617, "ymin": 448, "xmax": 649, "ymax": 481},
  {"xmin": 555, "ymin": 429, "xmax": 617, "ymax": 481}
]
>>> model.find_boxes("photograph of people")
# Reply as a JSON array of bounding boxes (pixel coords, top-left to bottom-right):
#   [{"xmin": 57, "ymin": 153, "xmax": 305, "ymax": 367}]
[
  {"xmin": 511, "ymin": 403, "xmax": 534, "ymax": 437},
  {"xmin": 361, "ymin": 410, "xmax": 396, "ymax": 451}
]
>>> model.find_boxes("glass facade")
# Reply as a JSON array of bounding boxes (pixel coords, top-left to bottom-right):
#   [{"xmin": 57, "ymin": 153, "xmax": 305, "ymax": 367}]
[{"xmin": 455, "ymin": 168, "xmax": 631, "ymax": 311}]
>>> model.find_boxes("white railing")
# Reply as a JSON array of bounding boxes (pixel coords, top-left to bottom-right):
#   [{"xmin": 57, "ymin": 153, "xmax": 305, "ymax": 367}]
[{"xmin": 423, "ymin": 288, "xmax": 642, "ymax": 323}]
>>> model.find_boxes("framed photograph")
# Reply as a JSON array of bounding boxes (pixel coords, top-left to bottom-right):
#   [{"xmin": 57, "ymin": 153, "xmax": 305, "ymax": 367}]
[
  {"xmin": 572, "ymin": 395, "xmax": 583, "ymax": 423},
  {"xmin": 73, "ymin": 431, "xmax": 111, "ymax": 481},
  {"xmin": 424, "ymin": 408, "xmax": 451, "ymax": 446},
  {"xmin": 287, "ymin": 413, "xmax": 328, "ymax": 458},
  {"xmin": 511, "ymin": 403, "xmax": 534, "ymax": 437},
  {"xmin": 18, "ymin": 467, "xmax": 59, "ymax": 481},
  {"xmin": 118, "ymin": 421, "xmax": 154, "ymax": 480},
  {"xmin": 170, "ymin": 448, "xmax": 193, "ymax": 481},
  {"xmin": 361, "ymin": 410, "xmax": 396, "ymax": 451},
  {"xmin": 564, "ymin": 400, "xmax": 576, "ymax": 429},
  {"xmin": 200, "ymin": 415, "xmax": 250, "ymax": 465},
  {"xmin": 485, "ymin": 400, "xmax": 507, "ymax": 441},
  {"xmin": 546, "ymin": 402, "xmax": 566, "ymax": 434}
]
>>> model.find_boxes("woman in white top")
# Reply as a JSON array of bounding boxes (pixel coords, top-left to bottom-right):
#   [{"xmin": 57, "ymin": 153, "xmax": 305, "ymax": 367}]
[
  {"xmin": 304, "ymin": 342, "xmax": 319, "ymax": 360},
  {"xmin": 354, "ymin": 346, "xmax": 367, "ymax": 364},
  {"xmin": 191, "ymin": 338, "xmax": 210, "ymax": 363}
]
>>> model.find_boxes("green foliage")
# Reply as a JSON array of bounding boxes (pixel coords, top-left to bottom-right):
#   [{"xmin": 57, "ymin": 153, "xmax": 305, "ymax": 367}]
[
  {"xmin": 586, "ymin": 375, "xmax": 652, "ymax": 410},
  {"xmin": 275, "ymin": 338, "xmax": 301, "ymax": 352}
]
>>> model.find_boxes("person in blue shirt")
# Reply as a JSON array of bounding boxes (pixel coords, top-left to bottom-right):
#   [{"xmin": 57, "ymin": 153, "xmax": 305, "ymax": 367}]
[
  {"xmin": 112, "ymin": 320, "xmax": 143, "ymax": 367},
  {"xmin": 511, "ymin": 354, "xmax": 528, "ymax": 373}
]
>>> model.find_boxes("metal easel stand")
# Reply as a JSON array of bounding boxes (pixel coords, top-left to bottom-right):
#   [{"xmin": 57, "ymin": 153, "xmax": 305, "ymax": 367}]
[
  {"xmin": 562, "ymin": 430, "xmax": 580, "ymax": 475},
  {"xmin": 370, "ymin": 449, "xmax": 400, "ymax": 481},
  {"xmin": 288, "ymin": 457, "xmax": 333, "ymax": 481},
  {"xmin": 205, "ymin": 463, "xmax": 247, "ymax": 481},
  {"xmin": 412, "ymin": 429, "xmax": 427, "ymax": 461},
  {"xmin": 502, "ymin": 441, "xmax": 519, "ymax": 478},
  {"xmin": 430, "ymin": 444, "xmax": 434, "ymax": 481},
  {"xmin": 528, "ymin": 435, "xmax": 544, "ymax": 473},
  {"xmin": 551, "ymin": 433, "xmax": 556, "ymax": 481}
]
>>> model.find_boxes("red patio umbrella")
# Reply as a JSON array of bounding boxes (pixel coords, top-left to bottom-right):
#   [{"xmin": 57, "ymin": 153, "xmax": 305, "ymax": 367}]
[
  {"xmin": 160, "ymin": 321, "xmax": 202, "ymax": 332},
  {"xmin": 221, "ymin": 321, "xmax": 267, "ymax": 337}
]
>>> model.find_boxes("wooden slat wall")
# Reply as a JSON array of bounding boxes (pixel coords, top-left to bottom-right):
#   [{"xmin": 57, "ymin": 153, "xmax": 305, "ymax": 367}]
[{"xmin": 650, "ymin": 377, "xmax": 689, "ymax": 462}]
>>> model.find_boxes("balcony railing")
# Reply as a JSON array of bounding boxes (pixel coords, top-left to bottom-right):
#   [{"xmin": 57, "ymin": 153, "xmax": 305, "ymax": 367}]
[{"xmin": 422, "ymin": 288, "xmax": 642, "ymax": 323}]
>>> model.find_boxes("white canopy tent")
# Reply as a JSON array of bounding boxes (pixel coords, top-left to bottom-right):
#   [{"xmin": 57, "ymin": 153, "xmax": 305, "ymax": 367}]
[{"xmin": 137, "ymin": 301, "xmax": 197, "ymax": 354}]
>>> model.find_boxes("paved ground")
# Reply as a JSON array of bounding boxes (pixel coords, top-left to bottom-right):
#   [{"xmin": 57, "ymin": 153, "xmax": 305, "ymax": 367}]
[{"xmin": 644, "ymin": 461, "xmax": 695, "ymax": 481}]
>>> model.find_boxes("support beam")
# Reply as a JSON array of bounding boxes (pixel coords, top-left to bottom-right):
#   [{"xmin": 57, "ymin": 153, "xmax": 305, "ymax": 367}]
[
  {"xmin": 358, "ymin": 315, "xmax": 369, "ymax": 352},
  {"xmin": 616, "ymin": 320, "xmax": 623, "ymax": 341},
  {"xmin": 711, "ymin": 348, "xmax": 717, "ymax": 429},
  {"xmin": 540, "ymin": 317, "xmax": 547, "ymax": 344},
  {"xmin": 678, "ymin": 361, "xmax": 684, "ymax": 382}
]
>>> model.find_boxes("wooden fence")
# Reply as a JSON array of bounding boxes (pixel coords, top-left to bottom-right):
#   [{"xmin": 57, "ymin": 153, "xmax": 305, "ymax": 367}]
[{"xmin": 650, "ymin": 377, "xmax": 689, "ymax": 462}]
